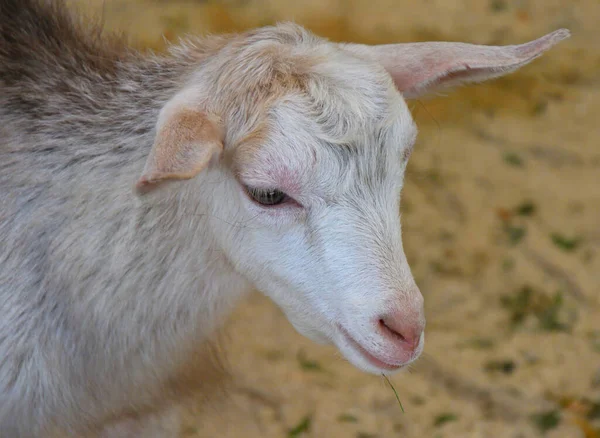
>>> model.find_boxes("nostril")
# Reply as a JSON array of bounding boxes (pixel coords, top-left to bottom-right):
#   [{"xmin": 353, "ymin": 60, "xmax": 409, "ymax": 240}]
[
  {"xmin": 378, "ymin": 314, "xmax": 425, "ymax": 353},
  {"xmin": 378, "ymin": 318, "xmax": 407, "ymax": 342}
]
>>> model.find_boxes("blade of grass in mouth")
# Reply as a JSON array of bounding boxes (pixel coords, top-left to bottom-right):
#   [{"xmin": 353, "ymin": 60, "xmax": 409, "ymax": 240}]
[{"xmin": 382, "ymin": 373, "xmax": 405, "ymax": 413}]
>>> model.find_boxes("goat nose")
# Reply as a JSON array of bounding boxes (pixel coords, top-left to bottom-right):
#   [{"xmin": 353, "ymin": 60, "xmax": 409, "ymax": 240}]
[{"xmin": 378, "ymin": 314, "xmax": 424, "ymax": 355}]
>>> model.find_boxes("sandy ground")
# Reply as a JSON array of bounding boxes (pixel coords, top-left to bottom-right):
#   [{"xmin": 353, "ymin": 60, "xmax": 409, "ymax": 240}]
[{"xmin": 72, "ymin": 0, "xmax": 600, "ymax": 436}]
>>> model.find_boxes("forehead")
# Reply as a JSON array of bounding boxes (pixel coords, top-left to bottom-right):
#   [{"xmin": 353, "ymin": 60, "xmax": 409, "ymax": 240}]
[
  {"xmin": 269, "ymin": 54, "xmax": 416, "ymax": 173},
  {"xmin": 220, "ymin": 25, "xmax": 416, "ymax": 156},
  {"xmin": 231, "ymin": 30, "xmax": 417, "ymax": 194},
  {"xmin": 236, "ymin": 82, "xmax": 416, "ymax": 198},
  {"xmin": 306, "ymin": 49, "xmax": 415, "ymax": 145}
]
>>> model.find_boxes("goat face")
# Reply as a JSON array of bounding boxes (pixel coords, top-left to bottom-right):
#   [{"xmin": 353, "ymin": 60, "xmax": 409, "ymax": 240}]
[
  {"xmin": 213, "ymin": 42, "xmax": 425, "ymax": 373},
  {"xmin": 137, "ymin": 23, "xmax": 568, "ymax": 373}
]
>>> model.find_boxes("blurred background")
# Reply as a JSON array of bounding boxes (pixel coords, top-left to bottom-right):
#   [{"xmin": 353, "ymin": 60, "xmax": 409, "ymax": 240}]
[{"xmin": 71, "ymin": 0, "xmax": 599, "ymax": 436}]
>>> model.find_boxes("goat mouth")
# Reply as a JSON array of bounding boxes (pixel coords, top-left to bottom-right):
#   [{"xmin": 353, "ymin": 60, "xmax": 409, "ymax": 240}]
[{"xmin": 337, "ymin": 325, "xmax": 404, "ymax": 372}]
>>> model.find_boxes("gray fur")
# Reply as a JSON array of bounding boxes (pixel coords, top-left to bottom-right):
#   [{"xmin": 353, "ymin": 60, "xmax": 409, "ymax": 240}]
[{"xmin": 0, "ymin": 1, "xmax": 239, "ymax": 435}]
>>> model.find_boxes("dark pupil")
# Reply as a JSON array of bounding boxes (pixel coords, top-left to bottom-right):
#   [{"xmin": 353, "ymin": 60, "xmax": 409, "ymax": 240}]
[{"xmin": 250, "ymin": 188, "xmax": 286, "ymax": 206}]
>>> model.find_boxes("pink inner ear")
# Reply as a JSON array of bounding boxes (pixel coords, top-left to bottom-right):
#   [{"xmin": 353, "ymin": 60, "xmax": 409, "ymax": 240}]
[
  {"xmin": 136, "ymin": 107, "xmax": 223, "ymax": 195},
  {"xmin": 343, "ymin": 29, "xmax": 570, "ymax": 98},
  {"xmin": 392, "ymin": 62, "xmax": 501, "ymax": 97}
]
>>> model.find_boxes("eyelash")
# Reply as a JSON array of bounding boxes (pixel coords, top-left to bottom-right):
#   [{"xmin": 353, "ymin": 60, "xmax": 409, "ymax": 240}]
[{"xmin": 245, "ymin": 186, "xmax": 290, "ymax": 207}]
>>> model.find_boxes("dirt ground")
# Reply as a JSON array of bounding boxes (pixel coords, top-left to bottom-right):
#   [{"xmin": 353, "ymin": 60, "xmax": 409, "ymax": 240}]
[{"xmin": 73, "ymin": 0, "xmax": 599, "ymax": 436}]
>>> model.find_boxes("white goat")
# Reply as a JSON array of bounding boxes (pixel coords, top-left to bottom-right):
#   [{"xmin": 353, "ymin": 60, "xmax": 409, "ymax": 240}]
[{"xmin": 0, "ymin": 0, "xmax": 569, "ymax": 436}]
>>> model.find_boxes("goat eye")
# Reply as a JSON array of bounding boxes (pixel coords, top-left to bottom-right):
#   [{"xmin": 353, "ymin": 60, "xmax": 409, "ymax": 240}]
[{"xmin": 246, "ymin": 187, "xmax": 288, "ymax": 206}]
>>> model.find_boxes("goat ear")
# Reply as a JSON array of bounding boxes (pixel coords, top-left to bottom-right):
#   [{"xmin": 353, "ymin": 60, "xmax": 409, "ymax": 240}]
[
  {"xmin": 136, "ymin": 107, "xmax": 223, "ymax": 195},
  {"xmin": 342, "ymin": 29, "xmax": 569, "ymax": 99}
]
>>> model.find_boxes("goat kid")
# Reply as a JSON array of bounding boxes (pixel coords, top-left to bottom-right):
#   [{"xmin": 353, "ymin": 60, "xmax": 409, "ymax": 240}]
[{"xmin": 0, "ymin": 0, "xmax": 569, "ymax": 436}]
